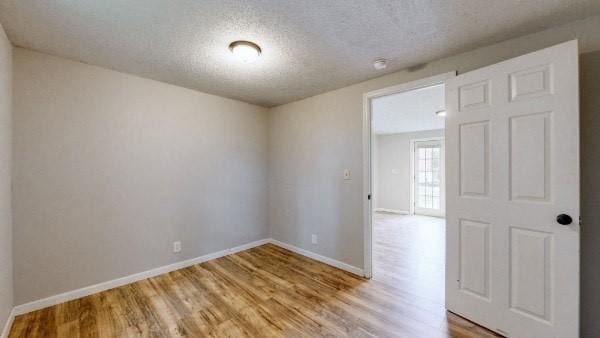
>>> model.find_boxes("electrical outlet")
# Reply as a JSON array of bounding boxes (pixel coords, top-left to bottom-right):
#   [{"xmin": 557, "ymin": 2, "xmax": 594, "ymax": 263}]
[
  {"xmin": 311, "ymin": 234, "xmax": 318, "ymax": 245},
  {"xmin": 173, "ymin": 241, "xmax": 182, "ymax": 253},
  {"xmin": 343, "ymin": 169, "xmax": 351, "ymax": 180}
]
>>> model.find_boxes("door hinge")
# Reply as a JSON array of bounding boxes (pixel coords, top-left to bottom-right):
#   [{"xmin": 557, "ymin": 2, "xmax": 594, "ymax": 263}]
[{"xmin": 368, "ymin": 194, "xmax": 371, "ymax": 200}]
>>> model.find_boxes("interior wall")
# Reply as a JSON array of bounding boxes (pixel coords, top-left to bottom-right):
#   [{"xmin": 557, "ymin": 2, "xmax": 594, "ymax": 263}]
[
  {"xmin": 580, "ymin": 50, "xmax": 600, "ymax": 338},
  {"xmin": 375, "ymin": 129, "xmax": 444, "ymax": 213},
  {"xmin": 267, "ymin": 15, "xmax": 600, "ymax": 331},
  {"xmin": 0, "ymin": 22, "xmax": 13, "ymax": 332},
  {"xmin": 12, "ymin": 48, "xmax": 269, "ymax": 305}
]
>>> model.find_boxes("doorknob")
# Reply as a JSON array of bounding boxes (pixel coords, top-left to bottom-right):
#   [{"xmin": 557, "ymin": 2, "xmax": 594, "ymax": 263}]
[{"xmin": 556, "ymin": 214, "xmax": 573, "ymax": 225}]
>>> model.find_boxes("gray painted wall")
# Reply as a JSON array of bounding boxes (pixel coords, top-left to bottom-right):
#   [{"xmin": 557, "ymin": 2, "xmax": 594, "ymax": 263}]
[
  {"xmin": 375, "ymin": 129, "xmax": 444, "ymax": 213},
  {"xmin": 268, "ymin": 15, "xmax": 600, "ymax": 335},
  {"xmin": 0, "ymin": 22, "xmax": 13, "ymax": 332},
  {"xmin": 580, "ymin": 50, "xmax": 600, "ymax": 338},
  {"xmin": 12, "ymin": 48, "xmax": 269, "ymax": 304}
]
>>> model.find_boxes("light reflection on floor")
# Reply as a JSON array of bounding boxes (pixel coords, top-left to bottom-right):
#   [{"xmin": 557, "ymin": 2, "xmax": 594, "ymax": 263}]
[{"xmin": 373, "ymin": 212, "xmax": 446, "ymax": 304}]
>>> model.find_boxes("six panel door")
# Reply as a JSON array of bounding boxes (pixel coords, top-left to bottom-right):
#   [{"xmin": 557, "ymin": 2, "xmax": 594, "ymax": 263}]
[{"xmin": 445, "ymin": 40, "xmax": 579, "ymax": 337}]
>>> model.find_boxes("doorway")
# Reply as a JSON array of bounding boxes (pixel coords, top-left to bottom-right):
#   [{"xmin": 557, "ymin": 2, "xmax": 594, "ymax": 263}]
[
  {"xmin": 363, "ymin": 41, "xmax": 580, "ymax": 337},
  {"xmin": 363, "ymin": 72, "xmax": 500, "ymax": 336},
  {"xmin": 363, "ymin": 72, "xmax": 455, "ymax": 279},
  {"xmin": 365, "ymin": 73, "xmax": 453, "ymax": 311}
]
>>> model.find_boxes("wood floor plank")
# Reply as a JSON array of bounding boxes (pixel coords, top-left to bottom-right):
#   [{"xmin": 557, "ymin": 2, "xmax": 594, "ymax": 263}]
[{"xmin": 9, "ymin": 214, "xmax": 500, "ymax": 337}]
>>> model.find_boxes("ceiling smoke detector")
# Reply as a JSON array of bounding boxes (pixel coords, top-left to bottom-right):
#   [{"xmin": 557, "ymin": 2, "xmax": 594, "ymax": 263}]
[
  {"xmin": 373, "ymin": 58, "xmax": 387, "ymax": 70},
  {"xmin": 229, "ymin": 40, "xmax": 262, "ymax": 63}
]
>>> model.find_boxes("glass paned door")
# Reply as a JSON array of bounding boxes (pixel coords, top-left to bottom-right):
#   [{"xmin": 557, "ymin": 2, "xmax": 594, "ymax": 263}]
[{"xmin": 414, "ymin": 139, "xmax": 444, "ymax": 216}]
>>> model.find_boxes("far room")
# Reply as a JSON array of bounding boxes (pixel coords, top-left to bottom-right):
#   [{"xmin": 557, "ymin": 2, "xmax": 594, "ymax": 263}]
[{"xmin": 370, "ymin": 81, "xmax": 446, "ymax": 304}]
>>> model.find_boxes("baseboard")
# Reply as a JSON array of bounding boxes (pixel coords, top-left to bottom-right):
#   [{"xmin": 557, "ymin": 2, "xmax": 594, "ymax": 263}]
[
  {"xmin": 1, "ymin": 308, "xmax": 16, "ymax": 338},
  {"xmin": 12, "ymin": 238, "xmax": 270, "ymax": 316},
  {"xmin": 268, "ymin": 238, "xmax": 364, "ymax": 277},
  {"xmin": 11, "ymin": 237, "xmax": 364, "ymax": 318},
  {"xmin": 373, "ymin": 208, "xmax": 410, "ymax": 215}
]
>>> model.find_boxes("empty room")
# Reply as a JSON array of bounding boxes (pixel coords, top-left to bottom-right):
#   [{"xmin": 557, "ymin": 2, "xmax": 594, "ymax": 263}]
[
  {"xmin": 0, "ymin": 1, "xmax": 599, "ymax": 337},
  {"xmin": 370, "ymin": 82, "xmax": 447, "ymax": 309}
]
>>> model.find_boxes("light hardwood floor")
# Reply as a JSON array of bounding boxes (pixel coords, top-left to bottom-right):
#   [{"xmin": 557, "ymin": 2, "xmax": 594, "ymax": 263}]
[{"xmin": 9, "ymin": 214, "xmax": 498, "ymax": 337}]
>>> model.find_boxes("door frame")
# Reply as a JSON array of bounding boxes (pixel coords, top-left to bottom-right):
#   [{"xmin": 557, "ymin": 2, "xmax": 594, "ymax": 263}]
[
  {"xmin": 362, "ymin": 71, "xmax": 456, "ymax": 278},
  {"xmin": 410, "ymin": 137, "xmax": 445, "ymax": 217}
]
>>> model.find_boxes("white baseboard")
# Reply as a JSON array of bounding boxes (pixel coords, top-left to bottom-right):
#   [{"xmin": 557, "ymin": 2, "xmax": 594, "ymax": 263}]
[
  {"xmin": 268, "ymin": 238, "xmax": 364, "ymax": 277},
  {"xmin": 12, "ymin": 238, "xmax": 270, "ymax": 316},
  {"xmin": 1, "ymin": 308, "xmax": 16, "ymax": 338},
  {"xmin": 10, "ymin": 237, "xmax": 364, "ymax": 321},
  {"xmin": 373, "ymin": 208, "xmax": 410, "ymax": 215}
]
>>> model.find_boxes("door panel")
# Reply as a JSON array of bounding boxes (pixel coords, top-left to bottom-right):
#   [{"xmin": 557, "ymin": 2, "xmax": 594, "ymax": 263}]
[
  {"xmin": 446, "ymin": 40, "xmax": 579, "ymax": 337},
  {"xmin": 509, "ymin": 64, "xmax": 552, "ymax": 101},
  {"xmin": 459, "ymin": 122, "xmax": 490, "ymax": 197},
  {"xmin": 459, "ymin": 219, "xmax": 491, "ymax": 300},
  {"xmin": 459, "ymin": 80, "xmax": 491, "ymax": 110},
  {"xmin": 509, "ymin": 227, "xmax": 552, "ymax": 322},
  {"xmin": 509, "ymin": 112, "xmax": 551, "ymax": 202}
]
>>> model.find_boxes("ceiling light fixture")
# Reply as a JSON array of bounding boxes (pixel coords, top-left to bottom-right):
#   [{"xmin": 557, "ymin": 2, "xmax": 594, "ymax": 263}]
[
  {"xmin": 229, "ymin": 40, "xmax": 261, "ymax": 63},
  {"xmin": 435, "ymin": 110, "xmax": 447, "ymax": 117}
]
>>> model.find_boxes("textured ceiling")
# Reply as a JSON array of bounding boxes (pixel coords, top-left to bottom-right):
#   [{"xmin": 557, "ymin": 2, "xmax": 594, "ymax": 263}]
[
  {"xmin": 1, "ymin": 1, "xmax": 599, "ymax": 107},
  {"xmin": 372, "ymin": 84, "xmax": 445, "ymax": 135}
]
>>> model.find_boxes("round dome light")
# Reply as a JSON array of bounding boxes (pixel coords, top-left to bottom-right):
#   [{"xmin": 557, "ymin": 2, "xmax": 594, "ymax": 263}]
[
  {"xmin": 229, "ymin": 41, "xmax": 261, "ymax": 63},
  {"xmin": 435, "ymin": 110, "xmax": 447, "ymax": 117}
]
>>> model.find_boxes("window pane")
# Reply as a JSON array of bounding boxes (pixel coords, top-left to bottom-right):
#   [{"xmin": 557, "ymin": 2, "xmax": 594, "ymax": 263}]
[
  {"xmin": 415, "ymin": 142, "xmax": 443, "ymax": 211},
  {"xmin": 432, "ymin": 158, "xmax": 439, "ymax": 170}
]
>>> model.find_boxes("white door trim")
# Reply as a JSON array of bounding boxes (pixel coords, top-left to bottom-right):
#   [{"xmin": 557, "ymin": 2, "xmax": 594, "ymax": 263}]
[
  {"xmin": 362, "ymin": 71, "xmax": 456, "ymax": 278},
  {"xmin": 410, "ymin": 136, "xmax": 445, "ymax": 217}
]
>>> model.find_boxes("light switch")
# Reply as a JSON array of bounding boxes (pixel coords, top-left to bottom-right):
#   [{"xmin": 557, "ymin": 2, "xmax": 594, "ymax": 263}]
[{"xmin": 343, "ymin": 169, "xmax": 351, "ymax": 180}]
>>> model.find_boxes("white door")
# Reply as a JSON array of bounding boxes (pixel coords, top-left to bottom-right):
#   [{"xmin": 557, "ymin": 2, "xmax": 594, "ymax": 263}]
[
  {"xmin": 445, "ymin": 40, "xmax": 579, "ymax": 337},
  {"xmin": 414, "ymin": 139, "xmax": 445, "ymax": 217}
]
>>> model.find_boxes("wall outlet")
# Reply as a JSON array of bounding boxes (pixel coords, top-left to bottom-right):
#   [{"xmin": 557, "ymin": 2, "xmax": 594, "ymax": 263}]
[
  {"xmin": 173, "ymin": 241, "xmax": 182, "ymax": 253},
  {"xmin": 343, "ymin": 169, "xmax": 351, "ymax": 180},
  {"xmin": 311, "ymin": 234, "xmax": 318, "ymax": 245}
]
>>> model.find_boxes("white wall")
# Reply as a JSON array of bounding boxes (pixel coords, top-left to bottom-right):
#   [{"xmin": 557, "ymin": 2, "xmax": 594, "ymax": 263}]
[
  {"xmin": 0, "ymin": 22, "xmax": 13, "ymax": 333},
  {"xmin": 268, "ymin": 14, "xmax": 600, "ymax": 273},
  {"xmin": 375, "ymin": 129, "xmax": 444, "ymax": 213},
  {"xmin": 12, "ymin": 48, "xmax": 269, "ymax": 305}
]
